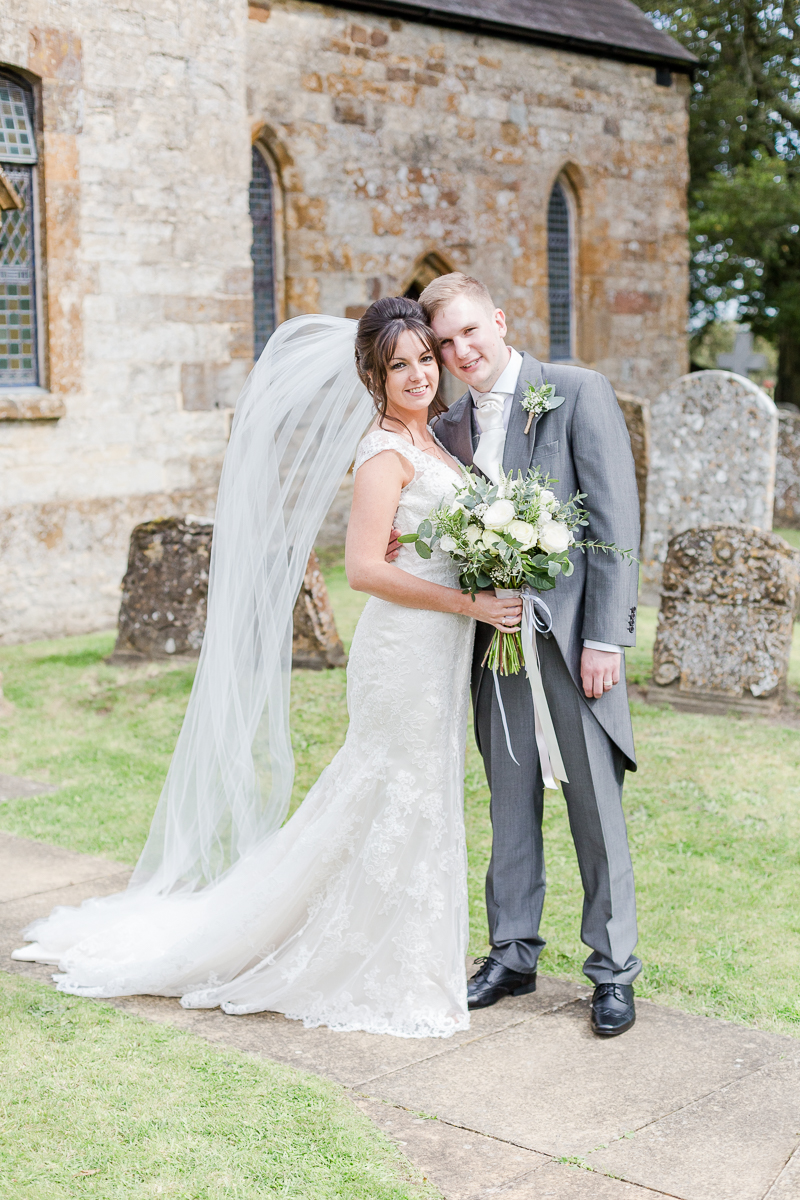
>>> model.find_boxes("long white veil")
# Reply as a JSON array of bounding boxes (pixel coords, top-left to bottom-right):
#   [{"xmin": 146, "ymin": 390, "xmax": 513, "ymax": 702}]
[{"xmin": 130, "ymin": 315, "xmax": 373, "ymax": 895}]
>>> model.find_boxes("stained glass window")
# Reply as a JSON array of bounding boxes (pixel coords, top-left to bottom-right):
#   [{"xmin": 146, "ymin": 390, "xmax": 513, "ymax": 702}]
[
  {"xmin": 547, "ymin": 181, "xmax": 572, "ymax": 361},
  {"xmin": 0, "ymin": 83, "xmax": 38, "ymax": 165},
  {"xmin": 250, "ymin": 146, "xmax": 276, "ymax": 360},
  {"xmin": 0, "ymin": 76, "xmax": 38, "ymax": 386}
]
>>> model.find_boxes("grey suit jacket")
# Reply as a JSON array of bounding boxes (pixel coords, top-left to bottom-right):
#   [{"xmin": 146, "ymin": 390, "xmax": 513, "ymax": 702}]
[{"xmin": 433, "ymin": 352, "xmax": 640, "ymax": 769}]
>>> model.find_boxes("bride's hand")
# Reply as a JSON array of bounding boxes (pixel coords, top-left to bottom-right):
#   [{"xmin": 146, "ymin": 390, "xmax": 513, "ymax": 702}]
[{"xmin": 468, "ymin": 592, "xmax": 522, "ymax": 633}]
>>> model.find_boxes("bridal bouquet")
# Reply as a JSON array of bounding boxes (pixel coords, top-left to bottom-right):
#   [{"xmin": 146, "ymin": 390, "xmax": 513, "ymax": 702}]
[{"xmin": 398, "ymin": 467, "xmax": 632, "ymax": 674}]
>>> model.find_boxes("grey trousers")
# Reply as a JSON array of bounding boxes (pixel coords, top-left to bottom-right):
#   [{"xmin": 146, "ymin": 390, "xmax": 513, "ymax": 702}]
[{"xmin": 474, "ymin": 634, "xmax": 641, "ymax": 986}]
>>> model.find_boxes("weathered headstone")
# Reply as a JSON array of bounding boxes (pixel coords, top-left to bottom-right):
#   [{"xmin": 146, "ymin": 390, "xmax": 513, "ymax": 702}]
[
  {"xmin": 642, "ymin": 371, "xmax": 778, "ymax": 602},
  {"xmin": 109, "ymin": 518, "xmax": 346, "ymax": 669},
  {"xmin": 291, "ymin": 551, "xmax": 348, "ymax": 669},
  {"xmin": 109, "ymin": 517, "xmax": 214, "ymax": 662},
  {"xmin": 774, "ymin": 409, "xmax": 800, "ymax": 530},
  {"xmin": 616, "ymin": 391, "xmax": 650, "ymax": 549},
  {"xmin": 716, "ymin": 325, "xmax": 768, "ymax": 377},
  {"xmin": 647, "ymin": 524, "xmax": 800, "ymax": 715}
]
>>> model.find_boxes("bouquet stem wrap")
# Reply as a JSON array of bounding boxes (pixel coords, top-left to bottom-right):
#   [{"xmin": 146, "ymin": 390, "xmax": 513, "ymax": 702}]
[{"xmin": 494, "ymin": 588, "xmax": 569, "ymax": 791}]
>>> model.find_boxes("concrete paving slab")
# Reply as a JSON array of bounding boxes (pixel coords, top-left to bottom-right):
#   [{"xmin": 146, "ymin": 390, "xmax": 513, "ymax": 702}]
[
  {"xmin": 352, "ymin": 1096, "xmax": 549, "ymax": 1199},
  {"xmin": 110, "ymin": 976, "xmax": 589, "ymax": 1089},
  {"xmin": 765, "ymin": 1145, "xmax": 800, "ymax": 1199},
  {"xmin": 587, "ymin": 1057, "xmax": 800, "ymax": 1200},
  {"xmin": 0, "ymin": 875, "xmax": 132, "ymax": 979},
  {"xmin": 0, "ymin": 774, "xmax": 57, "ymax": 801},
  {"xmin": 363, "ymin": 995, "xmax": 795, "ymax": 1159},
  {"xmin": 4, "ymin": 832, "xmax": 800, "ymax": 1200},
  {"xmin": 507, "ymin": 1162, "xmax": 669, "ymax": 1199},
  {"xmin": 0, "ymin": 831, "xmax": 127, "ymax": 903}
]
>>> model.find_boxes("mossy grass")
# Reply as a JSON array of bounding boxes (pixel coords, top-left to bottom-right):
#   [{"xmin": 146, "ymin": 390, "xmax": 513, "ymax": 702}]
[
  {"xmin": 1, "ymin": 551, "xmax": 799, "ymax": 1035},
  {"xmin": 0, "ymin": 972, "xmax": 437, "ymax": 1200}
]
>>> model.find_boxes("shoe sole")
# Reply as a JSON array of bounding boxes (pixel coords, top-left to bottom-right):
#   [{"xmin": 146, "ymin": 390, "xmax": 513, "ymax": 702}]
[
  {"xmin": 468, "ymin": 975, "xmax": 537, "ymax": 1010},
  {"xmin": 591, "ymin": 1013, "xmax": 636, "ymax": 1038}
]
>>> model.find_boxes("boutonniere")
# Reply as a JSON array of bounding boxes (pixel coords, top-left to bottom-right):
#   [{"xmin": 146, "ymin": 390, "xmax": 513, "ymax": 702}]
[{"xmin": 521, "ymin": 381, "xmax": 566, "ymax": 435}]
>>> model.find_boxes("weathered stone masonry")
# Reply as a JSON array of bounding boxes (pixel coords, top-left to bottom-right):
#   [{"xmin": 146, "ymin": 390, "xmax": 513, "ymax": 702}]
[
  {"xmin": 1, "ymin": 1, "xmax": 252, "ymax": 643},
  {"xmin": 249, "ymin": 1, "xmax": 690, "ymax": 394},
  {"xmin": 1, "ymin": 0, "xmax": 691, "ymax": 643}
]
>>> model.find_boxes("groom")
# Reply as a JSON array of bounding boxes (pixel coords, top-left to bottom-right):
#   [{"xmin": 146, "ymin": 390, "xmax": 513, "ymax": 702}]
[{"xmin": 414, "ymin": 273, "xmax": 641, "ymax": 1036}]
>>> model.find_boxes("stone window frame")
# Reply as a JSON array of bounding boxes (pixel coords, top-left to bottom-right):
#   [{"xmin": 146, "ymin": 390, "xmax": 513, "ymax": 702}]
[
  {"xmin": 546, "ymin": 167, "xmax": 582, "ymax": 364},
  {"xmin": 401, "ymin": 250, "xmax": 461, "ymax": 403},
  {"xmin": 0, "ymin": 65, "xmax": 57, "ymax": 421},
  {"xmin": 401, "ymin": 250, "xmax": 455, "ymax": 301},
  {"xmin": 251, "ymin": 128, "xmax": 286, "ymax": 340}
]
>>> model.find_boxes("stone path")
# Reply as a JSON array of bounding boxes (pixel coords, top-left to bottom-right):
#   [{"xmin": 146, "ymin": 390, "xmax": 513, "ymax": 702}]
[{"xmin": 2, "ymin": 830, "xmax": 798, "ymax": 1200}]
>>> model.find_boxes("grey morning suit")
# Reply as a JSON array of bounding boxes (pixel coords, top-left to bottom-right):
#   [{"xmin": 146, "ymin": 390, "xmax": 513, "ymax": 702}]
[{"xmin": 433, "ymin": 352, "xmax": 642, "ymax": 985}]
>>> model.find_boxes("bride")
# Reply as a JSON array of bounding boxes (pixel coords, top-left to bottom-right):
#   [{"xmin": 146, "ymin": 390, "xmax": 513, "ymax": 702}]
[{"xmin": 14, "ymin": 297, "xmax": 521, "ymax": 1039}]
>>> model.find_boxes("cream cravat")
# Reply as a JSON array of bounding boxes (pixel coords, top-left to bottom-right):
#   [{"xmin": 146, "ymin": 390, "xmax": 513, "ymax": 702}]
[{"xmin": 472, "ymin": 392, "xmax": 506, "ymax": 483}]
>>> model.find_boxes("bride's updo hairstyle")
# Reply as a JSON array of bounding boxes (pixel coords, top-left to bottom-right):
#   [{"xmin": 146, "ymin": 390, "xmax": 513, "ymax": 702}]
[{"xmin": 354, "ymin": 296, "xmax": 448, "ymax": 433}]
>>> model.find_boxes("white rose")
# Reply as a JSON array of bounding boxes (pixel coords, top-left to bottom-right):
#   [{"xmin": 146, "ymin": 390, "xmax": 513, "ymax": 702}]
[
  {"xmin": 481, "ymin": 529, "xmax": 502, "ymax": 549},
  {"xmin": 539, "ymin": 489, "xmax": 555, "ymax": 506},
  {"xmin": 506, "ymin": 519, "xmax": 536, "ymax": 549},
  {"xmin": 482, "ymin": 499, "xmax": 516, "ymax": 529},
  {"xmin": 439, "ymin": 534, "xmax": 457, "ymax": 553},
  {"xmin": 464, "ymin": 524, "xmax": 483, "ymax": 545},
  {"xmin": 538, "ymin": 520, "xmax": 572, "ymax": 554}
]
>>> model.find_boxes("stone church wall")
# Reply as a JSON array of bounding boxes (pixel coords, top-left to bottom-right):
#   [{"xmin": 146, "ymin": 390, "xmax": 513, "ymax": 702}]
[
  {"xmin": 0, "ymin": 0, "xmax": 690, "ymax": 643},
  {"xmin": 0, "ymin": 2, "xmax": 252, "ymax": 643},
  {"xmin": 248, "ymin": 2, "xmax": 691, "ymax": 391}
]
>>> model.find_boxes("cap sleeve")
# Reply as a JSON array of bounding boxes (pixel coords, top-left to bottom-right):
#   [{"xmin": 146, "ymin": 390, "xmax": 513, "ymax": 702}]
[{"xmin": 353, "ymin": 430, "xmax": 426, "ymax": 477}]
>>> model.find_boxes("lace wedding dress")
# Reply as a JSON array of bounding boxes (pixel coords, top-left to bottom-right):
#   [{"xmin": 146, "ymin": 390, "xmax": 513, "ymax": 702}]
[{"xmin": 15, "ymin": 430, "xmax": 475, "ymax": 1039}]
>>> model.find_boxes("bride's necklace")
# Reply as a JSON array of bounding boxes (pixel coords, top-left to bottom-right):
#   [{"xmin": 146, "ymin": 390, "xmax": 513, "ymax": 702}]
[{"xmin": 417, "ymin": 438, "xmax": 447, "ymax": 462}]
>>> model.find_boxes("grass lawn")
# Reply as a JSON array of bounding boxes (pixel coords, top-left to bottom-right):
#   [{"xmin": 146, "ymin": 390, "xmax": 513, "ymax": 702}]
[
  {"xmin": 1, "ymin": 550, "xmax": 800, "ymax": 1041},
  {"xmin": 0, "ymin": 972, "xmax": 436, "ymax": 1200}
]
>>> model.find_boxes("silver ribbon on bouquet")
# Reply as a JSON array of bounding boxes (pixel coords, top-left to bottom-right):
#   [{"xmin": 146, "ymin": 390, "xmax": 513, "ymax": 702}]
[{"xmin": 492, "ymin": 588, "xmax": 569, "ymax": 791}]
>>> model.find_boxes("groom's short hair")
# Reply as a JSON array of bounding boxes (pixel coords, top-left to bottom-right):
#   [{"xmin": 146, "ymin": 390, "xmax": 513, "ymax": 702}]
[{"xmin": 418, "ymin": 272, "xmax": 496, "ymax": 319}]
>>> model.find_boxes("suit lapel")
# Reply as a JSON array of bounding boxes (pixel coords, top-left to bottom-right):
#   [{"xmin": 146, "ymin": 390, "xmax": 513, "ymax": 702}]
[
  {"xmin": 502, "ymin": 352, "xmax": 543, "ymax": 474},
  {"xmin": 437, "ymin": 393, "xmax": 474, "ymax": 467}
]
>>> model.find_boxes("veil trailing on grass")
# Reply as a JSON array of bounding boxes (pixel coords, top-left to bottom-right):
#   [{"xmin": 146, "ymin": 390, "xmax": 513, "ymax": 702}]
[{"xmin": 132, "ymin": 315, "xmax": 372, "ymax": 893}]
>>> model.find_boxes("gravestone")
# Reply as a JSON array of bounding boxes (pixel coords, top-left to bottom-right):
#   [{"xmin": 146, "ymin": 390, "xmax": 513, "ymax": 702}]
[
  {"xmin": 109, "ymin": 518, "xmax": 346, "ymax": 669},
  {"xmin": 647, "ymin": 524, "xmax": 800, "ymax": 716},
  {"xmin": 109, "ymin": 517, "xmax": 214, "ymax": 662},
  {"xmin": 774, "ymin": 409, "xmax": 800, "ymax": 530},
  {"xmin": 615, "ymin": 391, "xmax": 650, "ymax": 549},
  {"xmin": 642, "ymin": 371, "xmax": 778, "ymax": 602},
  {"xmin": 291, "ymin": 551, "xmax": 348, "ymax": 669},
  {"xmin": 716, "ymin": 326, "xmax": 768, "ymax": 377}
]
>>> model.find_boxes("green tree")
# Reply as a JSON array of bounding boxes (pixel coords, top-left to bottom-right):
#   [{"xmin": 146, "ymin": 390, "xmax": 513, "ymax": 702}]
[{"xmin": 632, "ymin": 1, "xmax": 800, "ymax": 404}]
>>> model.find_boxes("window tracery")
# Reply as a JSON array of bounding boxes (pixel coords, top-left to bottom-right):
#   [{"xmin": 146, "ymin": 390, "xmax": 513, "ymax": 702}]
[
  {"xmin": 547, "ymin": 180, "xmax": 572, "ymax": 361},
  {"xmin": 0, "ymin": 77, "xmax": 39, "ymax": 386}
]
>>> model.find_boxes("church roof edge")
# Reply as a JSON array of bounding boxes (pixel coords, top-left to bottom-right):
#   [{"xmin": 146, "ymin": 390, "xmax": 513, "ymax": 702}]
[{"xmin": 305, "ymin": 0, "xmax": 697, "ymax": 72}]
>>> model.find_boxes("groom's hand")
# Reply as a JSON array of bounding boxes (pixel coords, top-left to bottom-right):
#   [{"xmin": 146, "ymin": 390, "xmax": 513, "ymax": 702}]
[
  {"xmin": 385, "ymin": 526, "xmax": 401, "ymax": 562},
  {"xmin": 581, "ymin": 648, "xmax": 621, "ymax": 699}
]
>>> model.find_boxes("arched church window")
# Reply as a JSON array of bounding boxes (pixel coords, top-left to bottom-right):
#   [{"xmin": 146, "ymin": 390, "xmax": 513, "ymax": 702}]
[
  {"xmin": 250, "ymin": 144, "xmax": 278, "ymax": 360},
  {"xmin": 547, "ymin": 181, "xmax": 572, "ymax": 361},
  {"xmin": 403, "ymin": 251, "xmax": 454, "ymax": 301},
  {"xmin": 0, "ymin": 74, "xmax": 39, "ymax": 386}
]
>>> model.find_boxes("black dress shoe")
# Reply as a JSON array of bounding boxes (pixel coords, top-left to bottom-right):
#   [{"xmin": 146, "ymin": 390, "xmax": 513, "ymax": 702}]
[
  {"xmin": 467, "ymin": 956, "xmax": 537, "ymax": 1010},
  {"xmin": 591, "ymin": 982, "xmax": 636, "ymax": 1036}
]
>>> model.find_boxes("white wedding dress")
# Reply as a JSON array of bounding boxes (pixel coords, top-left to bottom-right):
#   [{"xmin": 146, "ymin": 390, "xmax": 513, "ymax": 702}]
[{"xmin": 15, "ymin": 430, "xmax": 475, "ymax": 1039}]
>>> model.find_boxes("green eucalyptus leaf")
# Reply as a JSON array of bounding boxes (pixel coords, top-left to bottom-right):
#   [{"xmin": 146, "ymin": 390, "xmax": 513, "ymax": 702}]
[
  {"xmin": 397, "ymin": 533, "xmax": 418, "ymax": 543},
  {"xmin": 414, "ymin": 540, "xmax": 432, "ymax": 559},
  {"xmin": 418, "ymin": 519, "xmax": 432, "ymax": 539}
]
